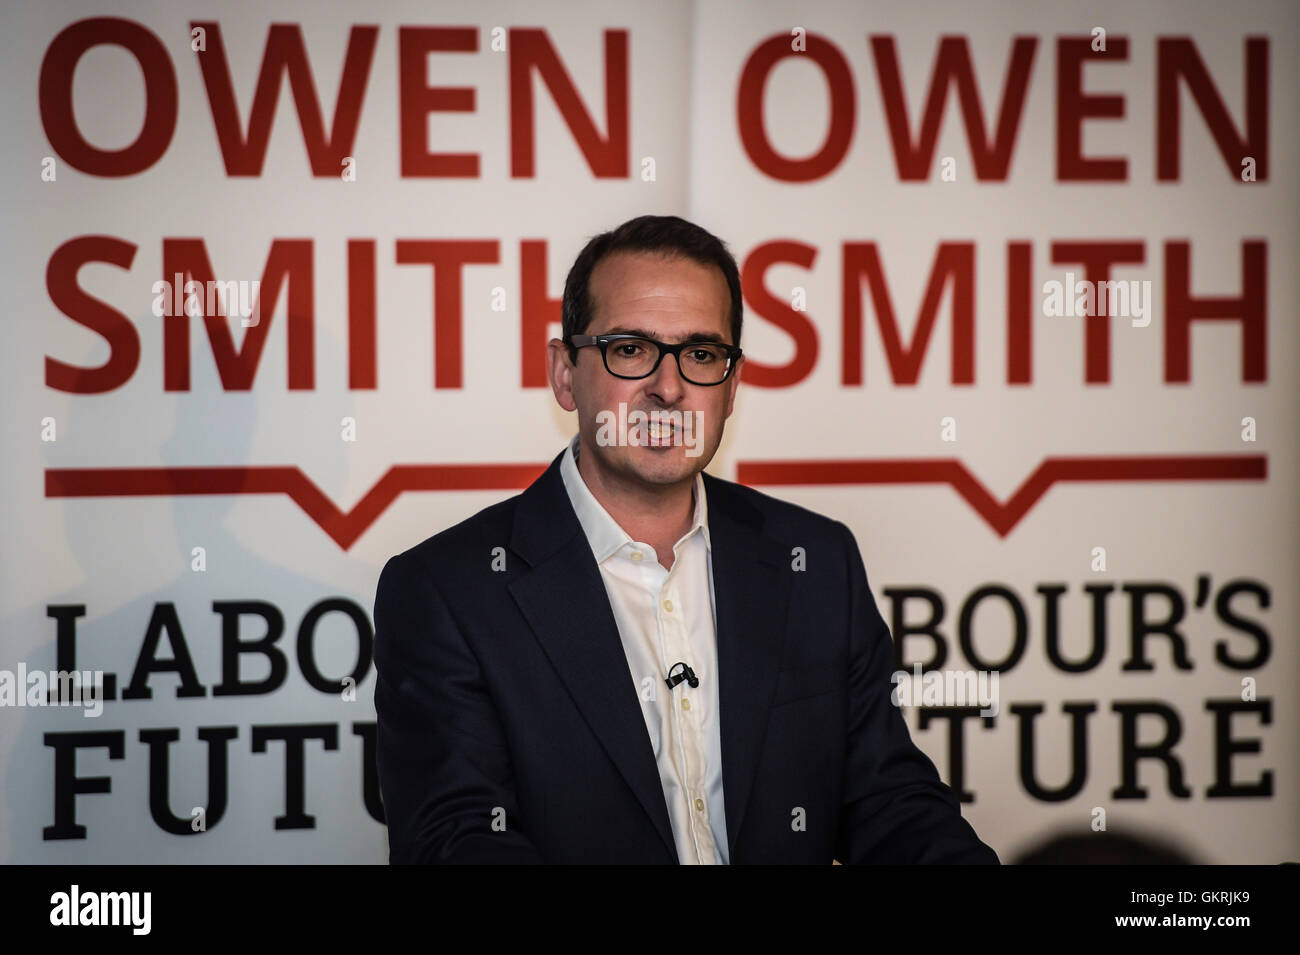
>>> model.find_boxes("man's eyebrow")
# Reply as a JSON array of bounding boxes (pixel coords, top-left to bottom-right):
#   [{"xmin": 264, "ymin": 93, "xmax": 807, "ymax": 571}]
[{"xmin": 600, "ymin": 326, "xmax": 729, "ymax": 344}]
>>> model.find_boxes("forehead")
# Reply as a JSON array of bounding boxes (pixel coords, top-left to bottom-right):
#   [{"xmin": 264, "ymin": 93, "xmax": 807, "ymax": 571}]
[{"xmin": 588, "ymin": 251, "xmax": 731, "ymax": 339}]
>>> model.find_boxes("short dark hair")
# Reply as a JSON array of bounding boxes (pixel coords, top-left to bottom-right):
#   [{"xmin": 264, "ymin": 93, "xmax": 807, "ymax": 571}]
[{"xmin": 561, "ymin": 215, "xmax": 743, "ymax": 361}]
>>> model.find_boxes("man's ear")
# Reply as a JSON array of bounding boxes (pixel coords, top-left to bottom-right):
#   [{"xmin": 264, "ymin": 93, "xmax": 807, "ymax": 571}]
[
  {"xmin": 548, "ymin": 338, "xmax": 578, "ymax": 412},
  {"xmin": 723, "ymin": 355, "xmax": 743, "ymax": 419}
]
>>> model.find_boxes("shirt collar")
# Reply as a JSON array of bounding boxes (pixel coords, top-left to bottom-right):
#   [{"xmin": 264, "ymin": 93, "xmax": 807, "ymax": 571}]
[{"xmin": 559, "ymin": 434, "xmax": 711, "ymax": 563}]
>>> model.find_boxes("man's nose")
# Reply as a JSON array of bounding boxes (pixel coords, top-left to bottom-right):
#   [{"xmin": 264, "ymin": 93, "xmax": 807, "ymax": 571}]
[{"xmin": 645, "ymin": 349, "xmax": 687, "ymax": 402}]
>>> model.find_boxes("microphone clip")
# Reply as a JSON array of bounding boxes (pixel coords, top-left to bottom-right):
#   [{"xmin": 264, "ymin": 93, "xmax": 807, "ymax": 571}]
[{"xmin": 665, "ymin": 661, "xmax": 699, "ymax": 690}]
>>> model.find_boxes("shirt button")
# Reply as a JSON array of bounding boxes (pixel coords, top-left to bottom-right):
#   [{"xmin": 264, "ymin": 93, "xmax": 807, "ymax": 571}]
[
  {"xmin": 681, "ymin": 698, "xmax": 691, "ymax": 711},
  {"xmin": 630, "ymin": 551, "xmax": 643, "ymax": 561},
  {"xmin": 663, "ymin": 599, "xmax": 674, "ymax": 612},
  {"xmin": 694, "ymin": 798, "xmax": 705, "ymax": 811}
]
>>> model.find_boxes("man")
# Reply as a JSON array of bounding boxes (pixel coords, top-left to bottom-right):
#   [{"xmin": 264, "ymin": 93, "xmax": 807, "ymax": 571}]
[{"xmin": 373, "ymin": 214, "xmax": 998, "ymax": 864}]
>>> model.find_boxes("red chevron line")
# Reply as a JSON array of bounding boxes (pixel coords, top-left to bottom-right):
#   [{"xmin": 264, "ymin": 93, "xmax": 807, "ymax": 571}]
[
  {"xmin": 44, "ymin": 454, "xmax": 1267, "ymax": 549},
  {"xmin": 736, "ymin": 455, "xmax": 1268, "ymax": 537},
  {"xmin": 45, "ymin": 464, "xmax": 549, "ymax": 550}
]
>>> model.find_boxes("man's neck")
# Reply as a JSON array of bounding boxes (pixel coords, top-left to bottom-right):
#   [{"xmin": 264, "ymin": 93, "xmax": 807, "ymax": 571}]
[{"xmin": 575, "ymin": 441, "xmax": 695, "ymax": 569}]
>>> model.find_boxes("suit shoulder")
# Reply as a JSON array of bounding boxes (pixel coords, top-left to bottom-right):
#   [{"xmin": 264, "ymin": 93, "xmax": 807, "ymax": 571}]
[
  {"xmin": 385, "ymin": 492, "xmax": 522, "ymax": 578},
  {"xmin": 704, "ymin": 471, "xmax": 848, "ymax": 542}
]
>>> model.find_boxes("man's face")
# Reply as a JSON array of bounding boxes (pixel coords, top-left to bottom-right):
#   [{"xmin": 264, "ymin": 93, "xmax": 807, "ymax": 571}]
[{"xmin": 548, "ymin": 251, "xmax": 742, "ymax": 492}]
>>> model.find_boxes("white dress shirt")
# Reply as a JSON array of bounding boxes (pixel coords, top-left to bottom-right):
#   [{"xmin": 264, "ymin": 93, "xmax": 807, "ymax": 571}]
[{"xmin": 559, "ymin": 436, "xmax": 729, "ymax": 864}]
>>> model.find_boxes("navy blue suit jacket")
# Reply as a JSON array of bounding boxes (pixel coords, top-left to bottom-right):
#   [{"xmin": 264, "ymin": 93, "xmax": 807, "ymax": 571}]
[{"xmin": 373, "ymin": 450, "xmax": 999, "ymax": 864}]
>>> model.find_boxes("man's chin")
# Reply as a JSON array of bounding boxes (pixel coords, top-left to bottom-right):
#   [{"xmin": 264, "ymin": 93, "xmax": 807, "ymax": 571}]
[{"xmin": 620, "ymin": 445, "xmax": 705, "ymax": 486}]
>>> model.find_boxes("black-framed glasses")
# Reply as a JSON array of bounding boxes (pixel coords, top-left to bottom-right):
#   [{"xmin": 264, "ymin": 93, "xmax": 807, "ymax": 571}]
[{"xmin": 569, "ymin": 334, "xmax": 742, "ymax": 386}]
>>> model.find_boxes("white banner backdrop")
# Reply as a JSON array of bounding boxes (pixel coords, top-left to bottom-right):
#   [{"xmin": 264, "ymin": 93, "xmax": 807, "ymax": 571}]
[{"xmin": 1, "ymin": 0, "xmax": 1295, "ymax": 863}]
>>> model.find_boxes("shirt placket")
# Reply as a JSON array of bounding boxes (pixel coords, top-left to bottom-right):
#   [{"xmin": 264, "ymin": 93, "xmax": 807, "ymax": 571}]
[{"xmin": 657, "ymin": 540, "xmax": 718, "ymax": 865}]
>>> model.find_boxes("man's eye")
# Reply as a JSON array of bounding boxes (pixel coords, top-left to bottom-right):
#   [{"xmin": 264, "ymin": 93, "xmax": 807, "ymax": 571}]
[
  {"xmin": 615, "ymin": 343, "xmax": 644, "ymax": 357},
  {"xmin": 687, "ymin": 347, "xmax": 719, "ymax": 363}
]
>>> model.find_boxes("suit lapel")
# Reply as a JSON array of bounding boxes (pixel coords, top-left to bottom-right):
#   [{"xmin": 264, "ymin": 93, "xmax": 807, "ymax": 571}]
[
  {"xmin": 507, "ymin": 453, "xmax": 678, "ymax": 860},
  {"xmin": 704, "ymin": 473, "xmax": 793, "ymax": 858}
]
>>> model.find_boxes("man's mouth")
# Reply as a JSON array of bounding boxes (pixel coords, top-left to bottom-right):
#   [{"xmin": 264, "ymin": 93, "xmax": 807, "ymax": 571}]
[
  {"xmin": 593, "ymin": 403, "xmax": 703, "ymax": 455},
  {"xmin": 639, "ymin": 419, "xmax": 678, "ymax": 446}
]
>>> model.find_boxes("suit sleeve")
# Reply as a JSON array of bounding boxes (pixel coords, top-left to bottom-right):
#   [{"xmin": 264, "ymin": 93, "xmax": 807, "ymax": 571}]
[
  {"xmin": 832, "ymin": 522, "xmax": 1000, "ymax": 864},
  {"xmin": 373, "ymin": 551, "xmax": 544, "ymax": 864}
]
